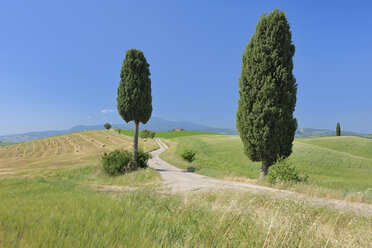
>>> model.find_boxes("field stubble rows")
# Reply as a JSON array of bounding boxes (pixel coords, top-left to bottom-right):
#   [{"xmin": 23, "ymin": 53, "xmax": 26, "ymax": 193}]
[{"xmin": 0, "ymin": 130, "xmax": 158, "ymax": 176}]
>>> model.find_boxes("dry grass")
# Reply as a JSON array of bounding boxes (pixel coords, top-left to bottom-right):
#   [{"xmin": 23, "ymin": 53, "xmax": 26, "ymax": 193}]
[
  {"xmin": 0, "ymin": 130, "xmax": 159, "ymax": 176},
  {"xmin": 225, "ymin": 176, "xmax": 371, "ymax": 204}
]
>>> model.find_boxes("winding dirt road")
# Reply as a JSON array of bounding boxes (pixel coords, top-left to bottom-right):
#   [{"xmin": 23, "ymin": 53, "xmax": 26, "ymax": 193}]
[{"xmin": 149, "ymin": 138, "xmax": 372, "ymax": 217}]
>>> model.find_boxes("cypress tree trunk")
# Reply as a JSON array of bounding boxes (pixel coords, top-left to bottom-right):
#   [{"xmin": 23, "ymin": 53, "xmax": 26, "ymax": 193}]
[
  {"xmin": 260, "ymin": 157, "xmax": 269, "ymax": 180},
  {"xmin": 133, "ymin": 120, "xmax": 139, "ymax": 164}
]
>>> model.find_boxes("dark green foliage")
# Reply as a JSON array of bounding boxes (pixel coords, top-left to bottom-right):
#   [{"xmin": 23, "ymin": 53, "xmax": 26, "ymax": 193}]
[
  {"xmin": 102, "ymin": 149, "xmax": 152, "ymax": 175},
  {"xmin": 135, "ymin": 149, "xmax": 152, "ymax": 168},
  {"xmin": 236, "ymin": 9, "xmax": 297, "ymax": 178},
  {"xmin": 267, "ymin": 158, "xmax": 308, "ymax": 184},
  {"xmin": 336, "ymin": 122, "xmax": 341, "ymax": 136},
  {"xmin": 117, "ymin": 49, "xmax": 152, "ymax": 162},
  {"xmin": 186, "ymin": 166, "xmax": 196, "ymax": 172},
  {"xmin": 117, "ymin": 49, "xmax": 152, "ymax": 124},
  {"xmin": 181, "ymin": 149, "xmax": 196, "ymax": 162},
  {"xmin": 104, "ymin": 123, "xmax": 112, "ymax": 130},
  {"xmin": 102, "ymin": 150, "xmax": 134, "ymax": 175},
  {"xmin": 141, "ymin": 129, "xmax": 156, "ymax": 139}
]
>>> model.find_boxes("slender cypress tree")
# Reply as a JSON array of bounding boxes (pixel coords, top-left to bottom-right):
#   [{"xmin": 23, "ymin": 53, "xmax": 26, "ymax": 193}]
[
  {"xmin": 117, "ymin": 49, "xmax": 152, "ymax": 163},
  {"xmin": 336, "ymin": 122, "xmax": 341, "ymax": 136},
  {"xmin": 237, "ymin": 10, "xmax": 297, "ymax": 179}
]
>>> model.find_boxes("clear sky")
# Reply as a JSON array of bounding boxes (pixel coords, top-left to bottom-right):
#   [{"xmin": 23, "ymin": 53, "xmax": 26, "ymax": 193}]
[{"xmin": 1, "ymin": 0, "xmax": 371, "ymax": 135}]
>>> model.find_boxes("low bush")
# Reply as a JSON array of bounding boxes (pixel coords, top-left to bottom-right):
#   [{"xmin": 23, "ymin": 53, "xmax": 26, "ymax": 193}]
[
  {"xmin": 104, "ymin": 123, "xmax": 112, "ymax": 130},
  {"xmin": 102, "ymin": 150, "xmax": 134, "ymax": 176},
  {"xmin": 267, "ymin": 158, "xmax": 308, "ymax": 184},
  {"xmin": 186, "ymin": 166, "xmax": 196, "ymax": 172},
  {"xmin": 136, "ymin": 149, "xmax": 152, "ymax": 168},
  {"xmin": 141, "ymin": 129, "xmax": 156, "ymax": 139},
  {"xmin": 181, "ymin": 149, "xmax": 196, "ymax": 162},
  {"xmin": 102, "ymin": 149, "xmax": 153, "ymax": 175}
]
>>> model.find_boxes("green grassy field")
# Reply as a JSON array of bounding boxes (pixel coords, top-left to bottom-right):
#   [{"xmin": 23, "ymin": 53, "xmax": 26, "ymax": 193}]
[
  {"xmin": 115, "ymin": 128, "xmax": 221, "ymax": 139},
  {"xmin": 360, "ymin": 134, "xmax": 372, "ymax": 139},
  {"xmin": 0, "ymin": 142, "xmax": 17, "ymax": 147},
  {"xmin": 297, "ymin": 136, "xmax": 372, "ymax": 159},
  {"xmin": 1, "ymin": 162, "xmax": 370, "ymax": 247},
  {"xmin": 160, "ymin": 135, "xmax": 372, "ymax": 202}
]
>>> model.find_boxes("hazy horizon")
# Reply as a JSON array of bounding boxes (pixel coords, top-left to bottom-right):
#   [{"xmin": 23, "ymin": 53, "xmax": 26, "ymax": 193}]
[{"xmin": 0, "ymin": 115, "xmax": 369, "ymax": 137}]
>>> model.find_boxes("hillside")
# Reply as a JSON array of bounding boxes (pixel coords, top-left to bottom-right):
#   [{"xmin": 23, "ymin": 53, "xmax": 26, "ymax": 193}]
[
  {"xmin": 295, "ymin": 128, "xmax": 361, "ymax": 137},
  {"xmin": 295, "ymin": 136, "xmax": 372, "ymax": 159},
  {"xmin": 116, "ymin": 129, "xmax": 223, "ymax": 139},
  {"xmin": 0, "ymin": 142, "xmax": 17, "ymax": 147},
  {"xmin": 2, "ymin": 116, "xmax": 368, "ymax": 143},
  {"xmin": 0, "ymin": 130, "xmax": 158, "ymax": 176},
  {"xmin": 160, "ymin": 134, "xmax": 372, "ymax": 202},
  {"xmin": 0, "ymin": 132, "xmax": 371, "ymax": 247},
  {"xmin": 0, "ymin": 117, "xmax": 238, "ymax": 143}
]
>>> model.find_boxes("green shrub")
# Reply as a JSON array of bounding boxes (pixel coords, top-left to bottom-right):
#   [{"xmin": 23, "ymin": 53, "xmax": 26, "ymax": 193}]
[
  {"xmin": 136, "ymin": 149, "xmax": 152, "ymax": 168},
  {"xmin": 141, "ymin": 129, "xmax": 156, "ymax": 139},
  {"xmin": 102, "ymin": 149, "xmax": 134, "ymax": 175},
  {"xmin": 181, "ymin": 149, "xmax": 196, "ymax": 162},
  {"xmin": 267, "ymin": 158, "xmax": 308, "ymax": 184},
  {"xmin": 104, "ymin": 123, "xmax": 112, "ymax": 130},
  {"xmin": 187, "ymin": 166, "xmax": 196, "ymax": 172}
]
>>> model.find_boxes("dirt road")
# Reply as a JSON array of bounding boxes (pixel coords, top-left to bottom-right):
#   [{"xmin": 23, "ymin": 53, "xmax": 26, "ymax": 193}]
[{"xmin": 149, "ymin": 138, "xmax": 372, "ymax": 217}]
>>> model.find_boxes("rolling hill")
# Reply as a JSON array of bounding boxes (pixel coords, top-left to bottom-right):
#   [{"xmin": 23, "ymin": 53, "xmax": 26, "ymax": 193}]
[
  {"xmin": 295, "ymin": 128, "xmax": 361, "ymax": 137},
  {"xmin": 2, "ymin": 117, "xmax": 367, "ymax": 143},
  {"xmin": 0, "ymin": 117, "xmax": 238, "ymax": 143},
  {"xmin": 0, "ymin": 130, "xmax": 158, "ymax": 176},
  {"xmin": 160, "ymin": 134, "xmax": 372, "ymax": 202},
  {"xmin": 0, "ymin": 130, "xmax": 371, "ymax": 247}
]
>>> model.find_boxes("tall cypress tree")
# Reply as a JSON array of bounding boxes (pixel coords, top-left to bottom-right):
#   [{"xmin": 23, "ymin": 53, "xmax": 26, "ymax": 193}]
[
  {"xmin": 336, "ymin": 122, "xmax": 341, "ymax": 136},
  {"xmin": 237, "ymin": 10, "xmax": 297, "ymax": 179},
  {"xmin": 117, "ymin": 49, "xmax": 152, "ymax": 163}
]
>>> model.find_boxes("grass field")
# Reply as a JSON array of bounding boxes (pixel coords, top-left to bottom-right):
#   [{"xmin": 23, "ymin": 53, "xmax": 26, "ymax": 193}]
[
  {"xmin": 0, "ymin": 130, "xmax": 158, "ymax": 176},
  {"xmin": 115, "ymin": 128, "xmax": 221, "ymax": 139},
  {"xmin": 0, "ymin": 161, "xmax": 370, "ymax": 247},
  {"xmin": 360, "ymin": 134, "xmax": 372, "ymax": 139},
  {"xmin": 0, "ymin": 130, "xmax": 371, "ymax": 246},
  {"xmin": 297, "ymin": 136, "xmax": 372, "ymax": 159},
  {"xmin": 0, "ymin": 142, "xmax": 17, "ymax": 147},
  {"xmin": 160, "ymin": 135, "xmax": 372, "ymax": 203}
]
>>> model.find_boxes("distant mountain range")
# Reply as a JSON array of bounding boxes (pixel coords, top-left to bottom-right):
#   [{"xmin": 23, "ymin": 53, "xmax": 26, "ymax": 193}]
[{"xmin": 0, "ymin": 117, "xmax": 368, "ymax": 143}]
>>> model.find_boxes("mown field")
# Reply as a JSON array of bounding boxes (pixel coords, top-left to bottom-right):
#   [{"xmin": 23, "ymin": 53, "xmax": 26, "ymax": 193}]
[
  {"xmin": 160, "ymin": 134, "xmax": 372, "ymax": 203},
  {"xmin": 0, "ymin": 130, "xmax": 158, "ymax": 176}
]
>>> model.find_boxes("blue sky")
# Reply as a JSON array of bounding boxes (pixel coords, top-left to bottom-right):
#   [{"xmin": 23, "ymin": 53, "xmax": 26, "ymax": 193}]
[{"xmin": 1, "ymin": 0, "xmax": 371, "ymax": 135}]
